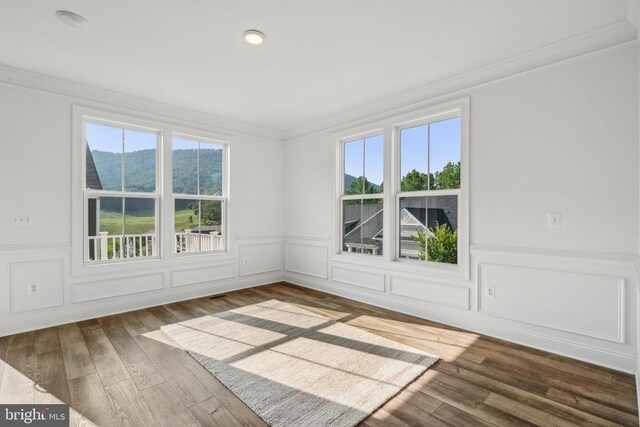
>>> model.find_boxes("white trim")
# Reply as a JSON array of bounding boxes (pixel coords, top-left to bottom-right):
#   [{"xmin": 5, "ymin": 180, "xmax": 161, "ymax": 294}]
[
  {"xmin": 0, "ymin": 273, "xmax": 283, "ymax": 337},
  {"xmin": 0, "ymin": 63, "xmax": 282, "ymax": 141},
  {"xmin": 72, "ymin": 105, "xmax": 236, "ymax": 277},
  {"xmin": 476, "ymin": 263, "xmax": 626, "ymax": 344},
  {"xmin": 471, "ymin": 244, "xmax": 639, "ymax": 264},
  {"xmin": 284, "ymin": 22, "xmax": 637, "ymax": 140},
  {"xmin": 333, "ymin": 97, "xmax": 470, "ymax": 279},
  {"xmin": 0, "ymin": 242, "xmax": 72, "ymax": 252},
  {"xmin": 285, "ymin": 273, "xmax": 636, "ymax": 374}
]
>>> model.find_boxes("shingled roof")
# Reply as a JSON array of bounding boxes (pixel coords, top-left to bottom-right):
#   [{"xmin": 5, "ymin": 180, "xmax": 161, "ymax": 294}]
[{"xmin": 86, "ymin": 144, "xmax": 103, "ymax": 190}]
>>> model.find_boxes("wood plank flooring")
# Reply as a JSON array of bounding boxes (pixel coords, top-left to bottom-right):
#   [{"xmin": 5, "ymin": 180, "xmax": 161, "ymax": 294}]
[{"xmin": 0, "ymin": 282, "xmax": 636, "ymax": 426}]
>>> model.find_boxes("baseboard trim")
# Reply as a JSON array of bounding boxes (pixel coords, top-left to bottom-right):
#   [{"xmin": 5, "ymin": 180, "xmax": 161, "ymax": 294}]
[
  {"xmin": 284, "ymin": 273, "xmax": 636, "ymax": 374},
  {"xmin": 0, "ymin": 272, "xmax": 282, "ymax": 337}
]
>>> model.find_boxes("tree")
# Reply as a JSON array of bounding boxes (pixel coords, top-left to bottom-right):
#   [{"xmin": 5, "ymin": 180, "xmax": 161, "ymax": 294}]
[
  {"xmin": 400, "ymin": 169, "xmax": 432, "ymax": 191},
  {"xmin": 345, "ymin": 176, "xmax": 379, "ymax": 195},
  {"xmin": 190, "ymin": 201, "xmax": 221, "ymax": 225},
  {"xmin": 413, "ymin": 223, "xmax": 457, "ymax": 264},
  {"xmin": 426, "ymin": 223, "xmax": 457, "ymax": 264},
  {"xmin": 415, "ymin": 226, "xmax": 427, "ymax": 261},
  {"xmin": 433, "ymin": 162, "xmax": 460, "ymax": 190}
]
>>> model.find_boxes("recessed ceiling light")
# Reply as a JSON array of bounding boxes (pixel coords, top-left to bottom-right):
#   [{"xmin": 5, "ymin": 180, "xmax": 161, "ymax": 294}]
[
  {"xmin": 55, "ymin": 10, "xmax": 88, "ymax": 28},
  {"xmin": 243, "ymin": 30, "xmax": 266, "ymax": 45}
]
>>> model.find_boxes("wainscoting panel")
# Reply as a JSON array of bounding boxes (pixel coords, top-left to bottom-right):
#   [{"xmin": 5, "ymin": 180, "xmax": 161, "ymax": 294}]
[
  {"xmin": 11, "ymin": 259, "xmax": 64, "ymax": 312},
  {"xmin": 331, "ymin": 265, "xmax": 385, "ymax": 292},
  {"xmin": 171, "ymin": 263, "xmax": 235, "ymax": 288},
  {"xmin": 390, "ymin": 275, "xmax": 470, "ymax": 310},
  {"xmin": 285, "ymin": 241, "xmax": 328, "ymax": 279},
  {"xmin": 73, "ymin": 272, "xmax": 164, "ymax": 303},
  {"xmin": 478, "ymin": 263, "xmax": 625, "ymax": 343},
  {"xmin": 239, "ymin": 241, "xmax": 282, "ymax": 277}
]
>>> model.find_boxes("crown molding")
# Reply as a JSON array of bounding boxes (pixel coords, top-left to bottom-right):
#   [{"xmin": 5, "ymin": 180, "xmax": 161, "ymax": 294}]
[
  {"xmin": 0, "ymin": 64, "xmax": 284, "ymax": 142},
  {"xmin": 284, "ymin": 20, "xmax": 638, "ymax": 141}
]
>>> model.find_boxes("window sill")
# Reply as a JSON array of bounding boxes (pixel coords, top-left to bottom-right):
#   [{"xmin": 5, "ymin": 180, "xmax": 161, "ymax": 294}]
[{"xmin": 331, "ymin": 253, "xmax": 468, "ymax": 282}]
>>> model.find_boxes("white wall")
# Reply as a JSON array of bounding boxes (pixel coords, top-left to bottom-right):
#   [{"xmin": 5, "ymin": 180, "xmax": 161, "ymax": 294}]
[
  {"xmin": 0, "ymin": 77, "xmax": 284, "ymax": 335},
  {"xmin": 283, "ymin": 44, "xmax": 640, "ymax": 373}
]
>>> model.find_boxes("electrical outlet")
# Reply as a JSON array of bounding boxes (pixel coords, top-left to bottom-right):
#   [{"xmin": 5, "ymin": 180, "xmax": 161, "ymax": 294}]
[
  {"xmin": 11, "ymin": 215, "xmax": 33, "ymax": 227},
  {"xmin": 485, "ymin": 286, "xmax": 495, "ymax": 299},
  {"xmin": 243, "ymin": 258, "xmax": 249, "ymax": 265},
  {"xmin": 28, "ymin": 283, "xmax": 38, "ymax": 295},
  {"xmin": 547, "ymin": 213, "xmax": 561, "ymax": 228}
]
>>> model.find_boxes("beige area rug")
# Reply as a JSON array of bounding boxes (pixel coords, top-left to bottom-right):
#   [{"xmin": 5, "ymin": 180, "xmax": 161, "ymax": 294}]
[{"xmin": 161, "ymin": 299, "xmax": 438, "ymax": 427}]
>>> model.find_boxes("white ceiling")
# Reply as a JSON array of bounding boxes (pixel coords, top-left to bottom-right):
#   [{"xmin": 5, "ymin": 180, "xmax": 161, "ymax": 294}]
[{"xmin": 0, "ymin": 1, "xmax": 632, "ymax": 133}]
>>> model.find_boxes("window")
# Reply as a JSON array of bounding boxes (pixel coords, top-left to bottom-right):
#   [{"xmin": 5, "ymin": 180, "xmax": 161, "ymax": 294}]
[
  {"xmin": 340, "ymin": 134, "xmax": 384, "ymax": 256},
  {"xmin": 76, "ymin": 107, "xmax": 231, "ymax": 268},
  {"xmin": 335, "ymin": 98, "xmax": 468, "ymax": 274},
  {"xmin": 173, "ymin": 135, "xmax": 226, "ymax": 254},
  {"xmin": 398, "ymin": 116, "xmax": 461, "ymax": 264},
  {"xmin": 84, "ymin": 121, "xmax": 159, "ymax": 262}
]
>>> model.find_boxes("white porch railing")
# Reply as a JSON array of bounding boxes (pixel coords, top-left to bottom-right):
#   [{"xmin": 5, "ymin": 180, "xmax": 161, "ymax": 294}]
[
  {"xmin": 175, "ymin": 230, "xmax": 223, "ymax": 253},
  {"xmin": 88, "ymin": 232, "xmax": 157, "ymax": 261}
]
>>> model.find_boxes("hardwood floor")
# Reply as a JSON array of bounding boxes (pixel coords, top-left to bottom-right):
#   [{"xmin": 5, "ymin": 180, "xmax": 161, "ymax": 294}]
[{"xmin": 0, "ymin": 282, "xmax": 637, "ymax": 426}]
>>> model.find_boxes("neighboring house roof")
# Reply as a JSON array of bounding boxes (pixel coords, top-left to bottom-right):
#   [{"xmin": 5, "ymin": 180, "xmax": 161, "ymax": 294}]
[
  {"xmin": 343, "ymin": 203, "xmax": 383, "ymax": 248},
  {"xmin": 185, "ymin": 225, "xmax": 221, "ymax": 234},
  {"xmin": 86, "ymin": 144, "xmax": 103, "ymax": 190},
  {"xmin": 404, "ymin": 207, "xmax": 452, "ymax": 231}
]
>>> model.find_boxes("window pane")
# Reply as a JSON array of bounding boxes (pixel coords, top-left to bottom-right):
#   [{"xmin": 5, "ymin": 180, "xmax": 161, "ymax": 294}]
[
  {"xmin": 342, "ymin": 199, "xmax": 383, "ymax": 256},
  {"xmin": 364, "ymin": 135, "xmax": 383, "ymax": 194},
  {"xmin": 86, "ymin": 196, "xmax": 122, "ymax": 261},
  {"xmin": 86, "ymin": 123, "xmax": 122, "ymax": 191},
  {"xmin": 400, "ymin": 124, "xmax": 429, "ymax": 191},
  {"xmin": 124, "ymin": 198, "xmax": 156, "ymax": 235},
  {"xmin": 430, "ymin": 117, "xmax": 461, "ymax": 190},
  {"xmin": 174, "ymin": 199, "xmax": 224, "ymax": 253},
  {"xmin": 399, "ymin": 195, "xmax": 458, "ymax": 263},
  {"xmin": 173, "ymin": 137, "xmax": 199, "ymax": 195},
  {"xmin": 199, "ymin": 143, "xmax": 224, "ymax": 196},
  {"xmin": 344, "ymin": 139, "xmax": 364, "ymax": 195},
  {"xmin": 124, "ymin": 129, "xmax": 157, "ymax": 192}
]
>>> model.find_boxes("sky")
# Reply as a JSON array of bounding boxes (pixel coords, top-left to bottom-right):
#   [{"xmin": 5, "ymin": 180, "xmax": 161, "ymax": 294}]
[
  {"xmin": 86, "ymin": 122, "xmax": 157, "ymax": 153},
  {"xmin": 344, "ymin": 117, "xmax": 461, "ymax": 187}
]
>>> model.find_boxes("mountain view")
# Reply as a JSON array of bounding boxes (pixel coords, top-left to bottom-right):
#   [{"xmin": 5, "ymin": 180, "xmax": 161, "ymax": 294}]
[{"xmin": 90, "ymin": 148, "xmax": 223, "ymax": 235}]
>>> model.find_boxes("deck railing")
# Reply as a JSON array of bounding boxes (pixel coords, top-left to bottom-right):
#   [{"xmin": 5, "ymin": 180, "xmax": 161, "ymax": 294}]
[
  {"xmin": 88, "ymin": 232, "xmax": 157, "ymax": 261},
  {"xmin": 88, "ymin": 230, "xmax": 224, "ymax": 261},
  {"xmin": 175, "ymin": 230, "xmax": 223, "ymax": 253}
]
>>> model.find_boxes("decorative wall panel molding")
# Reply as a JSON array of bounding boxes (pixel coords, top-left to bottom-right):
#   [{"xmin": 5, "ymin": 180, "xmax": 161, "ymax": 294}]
[
  {"xmin": 390, "ymin": 276, "xmax": 470, "ymax": 310},
  {"xmin": 170, "ymin": 263, "xmax": 235, "ymax": 288},
  {"xmin": 72, "ymin": 273, "xmax": 164, "ymax": 303},
  {"xmin": 477, "ymin": 263, "xmax": 625, "ymax": 343},
  {"xmin": 331, "ymin": 265, "xmax": 385, "ymax": 292},
  {"xmin": 11, "ymin": 259, "xmax": 64, "ymax": 312}
]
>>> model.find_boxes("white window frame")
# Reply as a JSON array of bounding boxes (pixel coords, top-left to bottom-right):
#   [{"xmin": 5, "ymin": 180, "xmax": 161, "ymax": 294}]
[
  {"xmin": 172, "ymin": 132, "xmax": 229, "ymax": 256},
  {"xmin": 338, "ymin": 129, "xmax": 385, "ymax": 257},
  {"xmin": 72, "ymin": 106, "xmax": 234, "ymax": 277},
  {"xmin": 80, "ymin": 116, "xmax": 162, "ymax": 264},
  {"xmin": 333, "ymin": 97, "xmax": 470, "ymax": 279}
]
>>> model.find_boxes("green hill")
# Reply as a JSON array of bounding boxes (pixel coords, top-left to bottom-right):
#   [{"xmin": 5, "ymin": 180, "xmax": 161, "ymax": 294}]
[{"xmin": 91, "ymin": 148, "xmax": 223, "ymax": 194}]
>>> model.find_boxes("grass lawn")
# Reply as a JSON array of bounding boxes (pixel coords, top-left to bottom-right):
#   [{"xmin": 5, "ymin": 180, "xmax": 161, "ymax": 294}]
[{"xmin": 99, "ymin": 209, "xmax": 198, "ymax": 235}]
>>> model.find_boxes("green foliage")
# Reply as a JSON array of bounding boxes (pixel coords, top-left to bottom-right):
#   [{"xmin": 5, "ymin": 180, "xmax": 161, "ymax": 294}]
[
  {"xmin": 415, "ymin": 226, "xmax": 427, "ymax": 261},
  {"xmin": 401, "ymin": 169, "xmax": 432, "ymax": 191},
  {"xmin": 434, "ymin": 162, "xmax": 461, "ymax": 190},
  {"xmin": 413, "ymin": 223, "xmax": 457, "ymax": 264},
  {"xmin": 91, "ymin": 148, "xmax": 222, "ymax": 194},
  {"xmin": 191, "ymin": 201, "xmax": 221, "ymax": 225},
  {"xmin": 400, "ymin": 162, "xmax": 461, "ymax": 191},
  {"xmin": 345, "ymin": 175, "xmax": 381, "ymax": 195},
  {"xmin": 427, "ymin": 223, "xmax": 458, "ymax": 264},
  {"xmin": 344, "ymin": 176, "xmax": 382, "ymax": 204}
]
